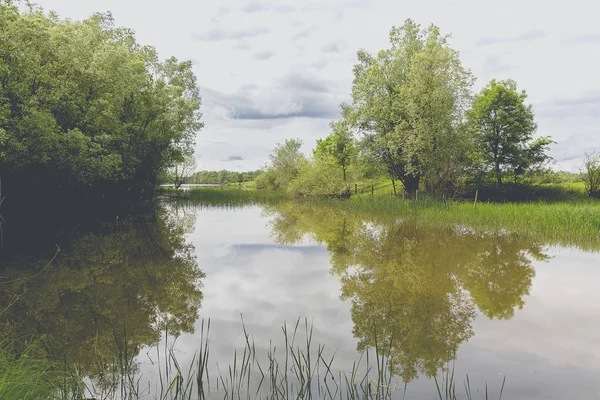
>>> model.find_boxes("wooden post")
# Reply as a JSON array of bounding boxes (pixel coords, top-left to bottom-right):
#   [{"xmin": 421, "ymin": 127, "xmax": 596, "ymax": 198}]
[
  {"xmin": 474, "ymin": 190, "xmax": 479, "ymax": 210},
  {"xmin": 371, "ymin": 186, "xmax": 374, "ymax": 196},
  {"xmin": 415, "ymin": 190, "xmax": 418, "ymax": 201},
  {"xmin": 355, "ymin": 184, "xmax": 358, "ymax": 194}
]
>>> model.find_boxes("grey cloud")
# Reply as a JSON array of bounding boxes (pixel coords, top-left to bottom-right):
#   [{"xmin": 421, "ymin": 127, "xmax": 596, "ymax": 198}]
[
  {"xmin": 281, "ymin": 72, "xmax": 332, "ymax": 94},
  {"xmin": 536, "ymin": 94, "xmax": 600, "ymax": 119},
  {"xmin": 242, "ymin": 2, "xmax": 295, "ymax": 13},
  {"xmin": 192, "ymin": 26, "xmax": 269, "ymax": 41},
  {"xmin": 202, "ymin": 86, "xmax": 340, "ymax": 121},
  {"xmin": 321, "ymin": 41, "xmax": 343, "ymax": 53},
  {"xmin": 481, "ymin": 56, "xmax": 516, "ymax": 74},
  {"xmin": 553, "ymin": 94, "xmax": 600, "ymax": 108},
  {"xmin": 340, "ymin": 0, "xmax": 371, "ymax": 9},
  {"xmin": 476, "ymin": 30, "xmax": 546, "ymax": 47},
  {"xmin": 292, "ymin": 28, "xmax": 312, "ymax": 41},
  {"xmin": 572, "ymin": 34, "xmax": 600, "ymax": 44},
  {"xmin": 222, "ymin": 155, "xmax": 245, "ymax": 162},
  {"xmin": 254, "ymin": 51, "xmax": 275, "ymax": 60},
  {"xmin": 234, "ymin": 40, "xmax": 251, "ymax": 50},
  {"xmin": 311, "ymin": 59, "xmax": 328, "ymax": 70}
]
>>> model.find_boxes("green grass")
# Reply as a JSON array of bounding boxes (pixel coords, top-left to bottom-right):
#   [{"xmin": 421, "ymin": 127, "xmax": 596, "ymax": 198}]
[
  {"xmin": 0, "ymin": 339, "xmax": 62, "ymax": 400},
  {"xmin": 326, "ymin": 195, "xmax": 600, "ymax": 251},
  {"xmin": 161, "ymin": 184, "xmax": 600, "ymax": 251},
  {"xmin": 157, "ymin": 186, "xmax": 285, "ymax": 208}
]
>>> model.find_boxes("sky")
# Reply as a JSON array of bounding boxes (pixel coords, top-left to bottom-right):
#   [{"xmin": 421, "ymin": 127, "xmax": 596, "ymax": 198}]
[{"xmin": 32, "ymin": 0, "xmax": 600, "ymax": 172}]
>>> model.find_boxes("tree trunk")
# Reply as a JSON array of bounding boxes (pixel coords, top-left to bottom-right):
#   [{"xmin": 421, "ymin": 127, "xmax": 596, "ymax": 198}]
[
  {"xmin": 495, "ymin": 163, "xmax": 502, "ymax": 186},
  {"xmin": 402, "ymin": 174, "xmax": 420, "ymax": 197}
]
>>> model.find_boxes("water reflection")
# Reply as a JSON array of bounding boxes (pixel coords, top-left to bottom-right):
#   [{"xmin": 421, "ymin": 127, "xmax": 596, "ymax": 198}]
[
  {"xmin": 263, "ymin": 201, "xmax": 549, "ymax": 382},
  {"xmin": 0, "ymin": 202, "xmax": 204, "ymax": 381}
]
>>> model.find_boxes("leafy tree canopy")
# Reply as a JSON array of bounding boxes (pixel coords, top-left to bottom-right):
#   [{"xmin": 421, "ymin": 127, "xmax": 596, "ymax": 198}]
[
  {"xmin": 0, "ymin": 3, "xmax": 203, "ymax": 203},
  {"xmin": 467, "ymin": 79, "xmax": 553, "ymax": 185}
]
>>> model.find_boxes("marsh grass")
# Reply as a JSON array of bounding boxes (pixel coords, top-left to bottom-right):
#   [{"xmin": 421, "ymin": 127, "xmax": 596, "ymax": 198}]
[
  {"xmin": 46, "ymin": 318, "xmax": 505, "ymax": 400},
  {"xmin": 157, "ymin": 187, "xmax": 284, "ymax": 209},
  {"xmin": 0, "ymin": 338, "xmax": 63, "ymax": 400},
  {"xmin": 168, "ymin": 186, "xmax": 600, "ymax": 250},
  {"xmin": 336, "ymin": 195, "xmax": 600, "ymax": 250}
]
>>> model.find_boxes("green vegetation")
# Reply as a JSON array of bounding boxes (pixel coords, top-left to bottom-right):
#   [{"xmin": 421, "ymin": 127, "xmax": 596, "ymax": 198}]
[
  {"xmin": 248, "ymin": 20, "xmax": 595, "ymax": 205},
  {"xmin": 189, "ymin": 169, "xmax": 262, "ymax": 185},
  {"xmin": 0, "ymin": 202, "xmax": 204, "ymax": 394},
  {"xmin": 467, "ymin": 79, "xmax": 553, "ymax": 186},
  {"xmin": 0, "ymin": 3, "xmax": 202, "ymax": 204},
  {"xmin": 0, "ymin": 319, "xmax": 505, "ymax": 399},
  {"xmin": 159, "ymin": 186, "xmax": 284, "ymax": 208},
  {"xmin": 0, "ymin": 339, "xmax": 63, "ymax": 399},
  {"xmin": 582, "ymin": 151, "xmax": 600, "ymax": 198},
  {"xmin": 262, "ymin": 200, "xmax": 550, "ymax": 381}
]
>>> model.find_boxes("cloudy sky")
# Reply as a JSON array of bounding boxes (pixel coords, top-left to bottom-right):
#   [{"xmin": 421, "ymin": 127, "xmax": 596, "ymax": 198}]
[{"xmin": 34, "ymin": 0, "xmax": 600, "ymax": 172}]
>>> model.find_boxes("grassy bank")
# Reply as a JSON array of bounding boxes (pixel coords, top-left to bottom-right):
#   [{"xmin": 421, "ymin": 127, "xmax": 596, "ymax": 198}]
[
  {"xmin": 170, "ymin": 186, "xmax": 600, "ymax": 250},
  {"xmin": 157, "ymin": 185, "xmax": 284, "ymax": 208},
  {"xmin": 331, "ymin": 195, "xmax": 600, "ymax": 250}
]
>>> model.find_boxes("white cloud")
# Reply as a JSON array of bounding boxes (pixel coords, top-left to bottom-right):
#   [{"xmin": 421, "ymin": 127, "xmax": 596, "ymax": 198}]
[{"xmin": 34, "ymin": 0, "xmax": 600, "ymax": 171}]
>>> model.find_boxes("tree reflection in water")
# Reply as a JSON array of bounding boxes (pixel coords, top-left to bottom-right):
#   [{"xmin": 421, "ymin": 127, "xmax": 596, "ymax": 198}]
[{"xmin": 263, "ymin": 201, "xmax": 548, "ymax": 382}]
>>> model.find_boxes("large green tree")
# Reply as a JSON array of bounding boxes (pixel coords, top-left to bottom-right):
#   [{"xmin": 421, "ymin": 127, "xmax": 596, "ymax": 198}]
[
  {"xmin": 0, "ymin": 4, "xmax": 203, "ymax": 202},
  {"xmin": 467, "ymin": 79, "xmax": 552, "ymax": 185},
  {"xmin": 342, "ymin": 19, "xmax": 473, "ymax": 195}
]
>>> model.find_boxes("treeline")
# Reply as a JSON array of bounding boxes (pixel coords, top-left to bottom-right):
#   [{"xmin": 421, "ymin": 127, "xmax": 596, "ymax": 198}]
[
  {"xmin": 0, "ymin": 4, "xmax": 202, "ymax": 206},
  {"xmin": 256, "ymin": 20, "xmax": 598, "ymax": 199},
  {"xmin": 189, "ymin": 170, "xmax": 262, "ymax": 184}
]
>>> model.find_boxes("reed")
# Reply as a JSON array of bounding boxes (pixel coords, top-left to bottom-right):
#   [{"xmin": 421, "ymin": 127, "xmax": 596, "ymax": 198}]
[{"xmin": 48, "ymin": 318, "xmax": 503, "ymax": 400}]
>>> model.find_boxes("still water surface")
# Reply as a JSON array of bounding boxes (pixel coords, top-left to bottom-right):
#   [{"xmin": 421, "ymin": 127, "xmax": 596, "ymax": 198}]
[{"xmin": 1, "ymin": 199, "xmax": 599, "ymax": 399}]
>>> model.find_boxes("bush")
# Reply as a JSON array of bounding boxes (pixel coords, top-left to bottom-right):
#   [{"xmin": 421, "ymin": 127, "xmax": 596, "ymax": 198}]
[
  {"xmin": 582, "ymin": 151, "xmax": 600, "ymax": 198},
  {"xmin": 287, "ymin": 159, "xmax": 350, "ymax": 198}
]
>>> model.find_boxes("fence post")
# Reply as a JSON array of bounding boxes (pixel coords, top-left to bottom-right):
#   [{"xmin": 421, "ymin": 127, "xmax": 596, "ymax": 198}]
[
  {"xmin": 474, "ymin": 190, "xmax": 479, "ymax": 210},
  {"xmin": 371, "ymin": 186, "xmax": 374, "ymax": 196},
  {"xmin": 415, "ymin": 190, "xmax": 419, "ymax": 201}
]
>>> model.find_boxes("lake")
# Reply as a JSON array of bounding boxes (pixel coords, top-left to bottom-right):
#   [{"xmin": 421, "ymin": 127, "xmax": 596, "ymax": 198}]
[{"xmin": 1, "ymin": 196, "xmax": 599, "ymax": 399}]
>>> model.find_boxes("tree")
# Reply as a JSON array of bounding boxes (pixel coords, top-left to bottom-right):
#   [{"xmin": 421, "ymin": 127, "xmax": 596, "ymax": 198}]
[
  {"xmin": 342, "ymin": 19, "xmax": 473, "ymax": 195},
  {"xmin": 581, "ymin": 151, "xmax": 600, "ymax": 198},
  {"xmin": 170, "ymin": 151, "xmax": 196, "ymax": 188},
  {"xmin": 467, "ymin": 79, "xmax": 553, "ymax": 185},
  {"xmin": 257, "ymin": 138, "xmax": 306, "ymax": 190},
  {"xmin": 313, "ymin": 121, "xmax": 356, "ymax": 182},
  {"xmin": 0, "ymin": 5, "xmax": 203, "ymax": 203}
]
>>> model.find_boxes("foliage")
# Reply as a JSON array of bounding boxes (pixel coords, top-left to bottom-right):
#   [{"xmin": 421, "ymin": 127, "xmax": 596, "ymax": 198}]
[
  {"xmin": 0, "ymin": 202, "xmax": 204, "ymax": 380},
  {"xmin": 581, "ymin": 151, "xmax": 600, "ymax": 198},
  {"xmin": 287, "ymin": 157, "xmax": 352, "ymax": 198},
  {"xmin": 0, "ymin": 339, "xmax": 63, "ymax": 400},
  {"xmin": 466, "ymin": 79, "xmax": 553, "ymax": 185},
  {"xmin": 256, "ymin": 138, "xmax": 306, "ymax": 190},
  {"xmin": 263, "ymin": 201, "xmax": 545, "ymax": 381},
  {"xmin": 168, "ymin": 151, "xmax": 196, "ymax": 188},
  {"xmin": 0, "ymin": 4, "xmax": 203, "ymax": 202},
  {"xmin": 313, "ymin": 120, "xmax": 357, "ymax": 182},
  {"xmin": 188, "ymin": 169, "xmax": 261, "ymax": 185},
  {"xmin": 342, "ymin": 19, "xmax": 474, "ymax": 195}
]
